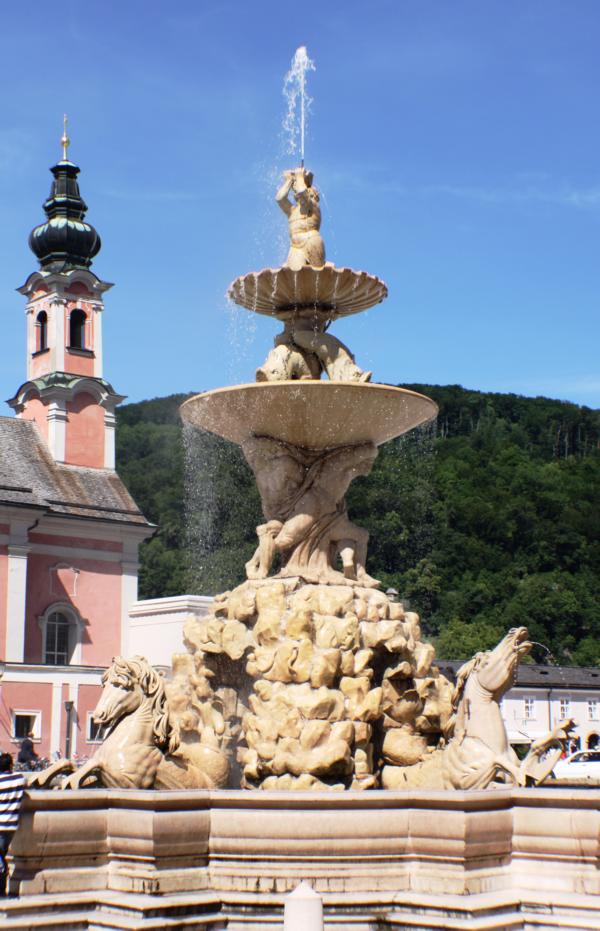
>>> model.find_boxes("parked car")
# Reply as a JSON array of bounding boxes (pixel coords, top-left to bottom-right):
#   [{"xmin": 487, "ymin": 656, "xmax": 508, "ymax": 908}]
[{"xmin": 553, "ymin": 750, "xmax": 600, "ymax": 780}]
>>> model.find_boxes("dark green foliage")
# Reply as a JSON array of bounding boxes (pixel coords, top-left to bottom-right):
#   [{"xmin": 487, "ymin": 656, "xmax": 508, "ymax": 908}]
[{"xmin": 115, "ymin": 386, "xmax": 600, "ymax": 665}]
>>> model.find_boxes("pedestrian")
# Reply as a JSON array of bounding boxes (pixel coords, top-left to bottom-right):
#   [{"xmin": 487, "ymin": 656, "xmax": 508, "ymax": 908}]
[
  {"xmin": 17, "ymin": 732, "xmax": 37, "ymax": 770},
  {"xmin": 0, "ymin": 752, "xmax": 25, "ymax": 896}
]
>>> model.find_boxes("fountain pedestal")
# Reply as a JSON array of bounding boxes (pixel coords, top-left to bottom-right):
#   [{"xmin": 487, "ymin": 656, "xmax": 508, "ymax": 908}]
[{"xmin": 181, "ymin": 577, "xmax": 451, "ymax": 790}]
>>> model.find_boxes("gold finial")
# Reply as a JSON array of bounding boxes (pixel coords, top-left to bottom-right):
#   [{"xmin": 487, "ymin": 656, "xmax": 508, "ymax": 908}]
[{"xmin": 61, "ymin": 114, "xmax": 70, "ymax": 161}]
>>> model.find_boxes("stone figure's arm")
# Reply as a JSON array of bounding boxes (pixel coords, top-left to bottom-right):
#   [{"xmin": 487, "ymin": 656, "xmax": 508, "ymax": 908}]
[
  {"xmin": 292, "ymin": 167, "xmax": 308, "ymax": 197},
  {"xmin": 275, "ymin": 172, "xmax": 294, "ymax": 216},
  {"xmin": 325, "ymin": 443, "xmax": 378, "ymax": 477},
  {"xmin": 308, "ymin": 444, "xmax": 377, "ymax": 503},
  {"xmin": 241, "ymin": 436, "xmax": 284, "ymax": 472}
]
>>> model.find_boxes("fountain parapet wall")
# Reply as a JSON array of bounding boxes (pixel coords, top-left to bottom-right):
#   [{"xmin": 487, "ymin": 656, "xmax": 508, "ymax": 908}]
[{"xmin": 5, "ymin": 788, "xmax": 600, "ymax": 929}]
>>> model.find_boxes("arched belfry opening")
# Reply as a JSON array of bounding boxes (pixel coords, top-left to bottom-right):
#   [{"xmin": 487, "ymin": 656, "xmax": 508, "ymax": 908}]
[
  {"xmin": 69, "ymin": 308, "xmax": 87, "ymax": 349},
  {"xmin": 36, "ymin": 310, "xmax": 48, "ymax": 352}
]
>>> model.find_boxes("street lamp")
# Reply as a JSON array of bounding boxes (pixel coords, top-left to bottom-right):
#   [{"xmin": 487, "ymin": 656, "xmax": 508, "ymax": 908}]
[{"xmin": 64, "ymin": 700, "xmax": 74, "ymax": 760}]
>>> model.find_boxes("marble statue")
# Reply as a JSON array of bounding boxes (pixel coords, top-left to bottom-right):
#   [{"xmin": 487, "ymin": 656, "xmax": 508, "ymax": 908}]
[
  {"xmin": 32, "ymin": 656, "xmax": 229, "ymax": 790},
  {"xmin": 276, "ymin": 168, "xmax": 325, "ymax": 270},
  {"xmin": 382, "ymin": 627, "xmax": 575, "ymax": 790},
  {"xmin": 242, "ymin": 436, "xmax": 380, "ymax": 587},
  {"xmin": 256, "ymin": 317, "xmax": 372, "ymax": 383}
]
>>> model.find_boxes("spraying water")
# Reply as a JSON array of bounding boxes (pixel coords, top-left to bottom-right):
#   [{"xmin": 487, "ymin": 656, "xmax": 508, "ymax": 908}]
[{"xmin": 283, "ymin": 46, "xmax": 316, "ymax": 166}]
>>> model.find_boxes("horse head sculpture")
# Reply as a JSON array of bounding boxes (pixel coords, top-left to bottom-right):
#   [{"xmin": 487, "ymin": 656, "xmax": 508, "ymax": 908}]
[
  {"xmin": 383, "ymin": 627, "xmax": 574, "ymax": 791},
  {"xmin": 32, "ymin": 655, "xmax": 229, "ymax": 791},
  {"xmin": 444, "ymin": 627, "xmax": 574, "ymax": 789},
  {"xmin": 448, "ymin": 627, "xmax": 532, "ymax": 745},
  {"xmin": 94, "ymin": 656, "xmax": 177, "ymax": 755}
]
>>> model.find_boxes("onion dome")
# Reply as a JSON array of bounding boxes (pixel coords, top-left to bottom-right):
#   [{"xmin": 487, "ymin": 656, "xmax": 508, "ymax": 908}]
[{"xmin": 29, "ymin": 117, "xmax": 101, "ymax": 271}]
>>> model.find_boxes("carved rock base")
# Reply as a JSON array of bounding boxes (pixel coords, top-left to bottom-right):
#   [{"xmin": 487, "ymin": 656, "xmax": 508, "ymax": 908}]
[{"xmin": 182, "ymin": 578, "xmax": 453, "ymax": 789}]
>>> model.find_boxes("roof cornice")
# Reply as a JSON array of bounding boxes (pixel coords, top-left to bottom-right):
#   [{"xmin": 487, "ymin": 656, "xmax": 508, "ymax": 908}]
[{"xmin": 17, "ymin": 267, "xmax": 113, "ymax": 297}]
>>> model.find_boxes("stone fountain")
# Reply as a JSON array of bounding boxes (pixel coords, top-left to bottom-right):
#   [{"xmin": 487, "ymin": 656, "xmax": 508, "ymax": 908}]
[
  {"xmin": 32, "ymin": 166, "xmax": 572, "ymax": 801},
  {"xmin": 5, "ymin": 70, "xmax": 597, "ymax": 927},
  {"xmin": 178, "ymin": 165, "xmax": 454, "ymax": 792},
  {"xmin": 9, "ymin": 165, "xmax": 598, "ymax": 931}
]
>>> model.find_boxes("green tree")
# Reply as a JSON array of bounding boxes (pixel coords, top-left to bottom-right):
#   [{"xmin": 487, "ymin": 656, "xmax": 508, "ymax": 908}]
[{"xmin": 115, "ymin": 385, "xmax": 600, "ymax": 663}]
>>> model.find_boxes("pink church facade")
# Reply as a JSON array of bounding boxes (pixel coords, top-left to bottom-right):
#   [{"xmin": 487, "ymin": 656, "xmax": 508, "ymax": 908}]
[{"xmin": 0, "ymin": 142, "xmax": 153, "ymax": 761}]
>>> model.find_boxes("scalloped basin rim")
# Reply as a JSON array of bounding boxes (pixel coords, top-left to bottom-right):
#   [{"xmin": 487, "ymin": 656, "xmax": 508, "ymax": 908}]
[
  {"xmin": 180, "ymin": 382, "xmax": 438, "ymax": 449},
  {"xmin": 227, "ymin": 265, "xmax": 388, "ymax": 319}
]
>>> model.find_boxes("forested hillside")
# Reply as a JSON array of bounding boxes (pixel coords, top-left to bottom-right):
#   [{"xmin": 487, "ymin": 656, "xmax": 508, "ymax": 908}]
[{"xmin": 116, "ymin": 385, "xmax": 600, "ymax": 664}]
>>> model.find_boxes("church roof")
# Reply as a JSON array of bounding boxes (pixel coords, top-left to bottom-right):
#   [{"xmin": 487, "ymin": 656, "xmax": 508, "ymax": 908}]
[{"xmin": 0, "ymin": 416, "xmax": 151, "ymax": 528}]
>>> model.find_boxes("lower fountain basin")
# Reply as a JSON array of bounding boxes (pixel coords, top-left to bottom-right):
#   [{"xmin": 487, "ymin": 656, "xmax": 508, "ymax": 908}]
[
  {"xmin": 180, "ymin": 381, "xmax": 437, "ymax": 449},
  {"xmin": 9, "ymin": 788, "xmax": 600, "ymax": 929},
  {"xmin": 227, "ymin": 265, "xmax": 388, "ymax": 319}
]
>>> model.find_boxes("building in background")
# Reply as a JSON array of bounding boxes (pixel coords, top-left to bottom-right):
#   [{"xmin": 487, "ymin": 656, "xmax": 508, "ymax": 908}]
[
  {"xmin": 128, "ymin": 595, "xmax": 213, "ymax": 670},
  {"xmin": 438, "ymin": 660, "xmax": 600, "ymax": 752},
  {"xmin": 0, "ymin": 130, "xmax": 153, "ymax": 761}
]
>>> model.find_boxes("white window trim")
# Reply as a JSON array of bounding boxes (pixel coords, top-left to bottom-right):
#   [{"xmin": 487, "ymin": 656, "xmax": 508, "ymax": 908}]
[
  {"xmin": 523, "ymin": 697, "xmax": 536, "ymax": 720},
  {"xmin": 86, "ymin": 711, "xmax": 104, "ymax": 744},
  {"xmin": 38, "ymin": 602, "xmax": 86, "ymax": 665},
  {"xmin": 11, "ymin": 709, "xmax": 42, "ymax": 742},
  {"xmin": 559, "ymin": 699, "xmax": 571, "ymax": 717}
]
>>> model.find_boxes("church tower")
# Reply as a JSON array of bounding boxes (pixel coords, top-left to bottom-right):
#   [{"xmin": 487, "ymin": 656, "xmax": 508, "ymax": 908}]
[{"xmin": 8, "ymin": 119, "xmax": 124, "ymax": 468}]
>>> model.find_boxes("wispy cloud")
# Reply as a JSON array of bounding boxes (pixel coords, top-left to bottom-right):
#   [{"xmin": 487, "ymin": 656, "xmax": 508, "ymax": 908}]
[
  {"xmin": 102, "ymin": 163, "xmax": 256, "ymax": 204},
  {"xmin": 322, "ymin": 166, "xmax": 600, "ymax": 212},
  {"xmin": 420, "ymin": 182, "xmax": 600, "ymax": 209},
  {"xmin": 0, "ymin": 129, "xmax": 33, "ymax": 173}
]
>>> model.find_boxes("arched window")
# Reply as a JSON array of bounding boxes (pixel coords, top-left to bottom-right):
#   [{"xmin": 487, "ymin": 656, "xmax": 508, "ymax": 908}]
[
  {"xmin": 69, "ymin": 309, "xmax": 86, "ymax": 349},
  {"xmin": 45, "ymin": 611, "xmax": 71, "ymax": 664},
  {"xmin": 36, "ymin": 311, "xmax": 48, "ymax": 352},
  {"xmin": 39, "ymin": 603, "xmax": 83, "ymax": 666}
]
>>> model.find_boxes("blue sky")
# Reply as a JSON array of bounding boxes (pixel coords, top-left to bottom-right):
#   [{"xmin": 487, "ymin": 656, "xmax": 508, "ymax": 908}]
[{"xmin": 1, "ymin": 0, "xmax": 599, "ymax": 409}]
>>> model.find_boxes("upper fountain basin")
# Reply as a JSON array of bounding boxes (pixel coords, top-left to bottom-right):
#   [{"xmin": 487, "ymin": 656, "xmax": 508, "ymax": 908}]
[
  {"xmin": 227, "ymin": 265, "xmax": 388, "ymax": 320},
  {"xmin": 180, "ymin": 382, "xmax": 437, "ymax": 449}
]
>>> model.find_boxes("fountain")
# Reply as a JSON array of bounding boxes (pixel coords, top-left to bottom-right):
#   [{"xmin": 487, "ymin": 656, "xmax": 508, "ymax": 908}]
[
  {"xmin": 6, "ymin": 53, "xmax": 599, "ymax": 931},
  {"xmin": 177, "ymin": 141, "xmax": 459, "ymax": 791},
  {"xmin": 30, "ymin": 54, "xmax": 573, "ymax": 800}
]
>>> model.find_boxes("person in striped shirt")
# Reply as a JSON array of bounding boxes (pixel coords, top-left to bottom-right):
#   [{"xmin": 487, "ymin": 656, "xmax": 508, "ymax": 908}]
[{"xmin": 0, "ymin": 753, "xmax": 25, "ymax": 896}]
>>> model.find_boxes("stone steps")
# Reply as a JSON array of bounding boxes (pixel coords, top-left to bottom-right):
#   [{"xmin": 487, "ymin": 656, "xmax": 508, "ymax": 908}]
[
  {"xmin": 3, "ymin": 892, "xmax": 600, "ymax": 931},
  {"xmin": 0, "ymin": 890, "xmax": 226, "ymax": 931}
]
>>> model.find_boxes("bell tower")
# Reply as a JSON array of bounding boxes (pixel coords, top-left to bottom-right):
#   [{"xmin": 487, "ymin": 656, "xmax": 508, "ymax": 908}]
[{"xmin": 8, "ymin": 119, "xmax": 124, "ymax": 469}]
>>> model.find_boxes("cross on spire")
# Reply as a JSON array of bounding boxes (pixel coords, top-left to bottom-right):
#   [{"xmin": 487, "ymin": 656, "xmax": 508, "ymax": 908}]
[{"xmin": 61, "ymin": 114, "xmax": 70, "ymax": 161}]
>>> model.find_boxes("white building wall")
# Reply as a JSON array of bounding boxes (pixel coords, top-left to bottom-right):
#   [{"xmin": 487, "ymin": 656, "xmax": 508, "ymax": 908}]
[
  {"xmin": 128, "ymin": 595, "xmax": 213, "ymax": 668},
  {"xmin": 502, "ymin": 686, "xmax": 600, "ymax": 747}
]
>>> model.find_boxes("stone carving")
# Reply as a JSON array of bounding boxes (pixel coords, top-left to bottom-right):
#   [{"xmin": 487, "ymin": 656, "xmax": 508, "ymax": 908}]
[
  {"xmin": 242, "ymin": 436, "xmax": 379, "ymax": 587},
  {"xmin": 228, "ymin": 265, "xmax": 388, "ymax": 319},
  {"xmin": 256, "ymin": 318, "xmax": 371, "ymax": 383},
  {"xmin": 181, "ymin": 158, "xmax": 565, "ymax": 798},
  {"xmin": 182, "ymin": 578, "xmax": 452, "ymax": 790},
  {"xmin": 276, "ymin": 168, "xmax": 325, "ymax": 270},
  {"xmin": 32, "ymin": 656, "xmax": 229, "ymax": 790},
  {"xmin": 382, "ymin": 627, "xmax": 575, "ymax": 790}
]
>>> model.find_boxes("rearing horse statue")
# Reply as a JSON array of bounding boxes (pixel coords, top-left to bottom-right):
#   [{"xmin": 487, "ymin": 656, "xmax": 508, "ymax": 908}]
[
  {"xmin": 32, "ymin": 656, "xmax": 229, "ymax": 790},
  {"xmin": 382, "ymin": 627, "xmax": 574, "ymax": 790}
]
